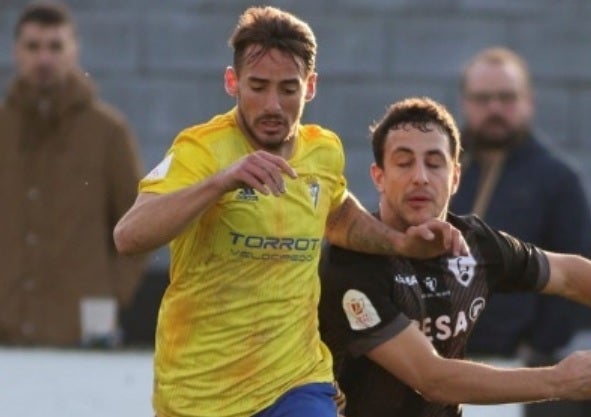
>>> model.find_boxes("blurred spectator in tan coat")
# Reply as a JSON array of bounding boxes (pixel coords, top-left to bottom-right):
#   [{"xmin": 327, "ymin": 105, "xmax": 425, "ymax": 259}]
[{"xmin": 0, "ymin": 2, "xmax": 145, "ymax": 346}]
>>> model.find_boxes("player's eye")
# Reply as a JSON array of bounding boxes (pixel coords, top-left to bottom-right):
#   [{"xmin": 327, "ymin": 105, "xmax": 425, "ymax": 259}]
[
  {"xmin": 24, "ymin": 41, "xmax": 41, "ymax": 52},
  {"xmin": 48, "ymin": 40, "xmax": 64, "ymax": 52}
]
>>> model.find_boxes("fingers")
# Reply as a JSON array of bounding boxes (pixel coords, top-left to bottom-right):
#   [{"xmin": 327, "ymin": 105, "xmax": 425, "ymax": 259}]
[
  {"xmin": 406, "ymin": 220, "xmax": 469, "ymax": 258},
  {"xmin": 247, "ymin": 160, "xmax": 285, "ymax": 196},
  {"xmin": 456, "ymin": 229, "xmax": 470, "ymax": 256},
  {"xmin": 409, "ymin": 224, "xmax": 435, "ymax": 241},
  {"xmin": 230, "ymin": 151, "xmax": 297, "ymax": 196},
  {"xmin": 258, "ymin": 151, "xmax": 298, "ymax": 179}
]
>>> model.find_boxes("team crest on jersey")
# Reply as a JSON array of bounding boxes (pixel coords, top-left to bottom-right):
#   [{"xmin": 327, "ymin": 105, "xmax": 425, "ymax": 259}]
[
  {"xmin": 447, "ymin": 253, "xmax": 477, "ymax": 287},
  {"xmin": 342, "ymin": 289, "xmax": 381, "ymax": 330},
  {"xmin": 306, "ymin": 176, "xmax": 320, "ymax": 209},
  {"xmin": 235, "ymin": 187, "xmax": 258, "ymax": 202}
]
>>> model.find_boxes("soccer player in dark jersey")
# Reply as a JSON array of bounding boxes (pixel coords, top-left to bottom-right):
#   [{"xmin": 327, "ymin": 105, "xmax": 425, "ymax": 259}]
[{"xmin": 319, "ymin": 97, "xmax": 591, "ymax": 417}]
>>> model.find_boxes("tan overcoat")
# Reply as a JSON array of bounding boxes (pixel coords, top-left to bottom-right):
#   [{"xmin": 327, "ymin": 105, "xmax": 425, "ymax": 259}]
[{"xmin": 0, "ymin": 72, "xmax": 145, "ymax": 345}]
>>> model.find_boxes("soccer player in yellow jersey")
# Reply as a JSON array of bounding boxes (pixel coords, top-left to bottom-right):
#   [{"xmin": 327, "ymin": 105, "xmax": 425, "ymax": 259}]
[{"xmin": 114, "ymin": 6, "xmax": 467, "ymax": 417}]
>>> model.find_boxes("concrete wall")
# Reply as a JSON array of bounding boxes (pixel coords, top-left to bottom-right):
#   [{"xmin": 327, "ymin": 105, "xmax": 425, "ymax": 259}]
[{"xmin": 2, "ymin": 0, "xmax": 591, "ymax": 265}]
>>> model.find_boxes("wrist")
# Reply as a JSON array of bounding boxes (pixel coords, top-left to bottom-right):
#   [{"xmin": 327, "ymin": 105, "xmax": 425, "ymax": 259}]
[
  {"xmin": 210, "ymin": 170, "xmax": 233, "ymax": 194},
  {"xmin": 546, "ymin": 365, "xmax": 565, "ymax": 400},
  {"xmin": 389, "ymin": 228, "xmax": 406, "ymax": 256}
]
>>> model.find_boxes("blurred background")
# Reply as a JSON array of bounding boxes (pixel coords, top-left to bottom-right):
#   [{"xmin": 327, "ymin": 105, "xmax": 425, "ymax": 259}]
[{"xmin": 2, "ymin": 0, "xmax": 591, "ymax": 416}]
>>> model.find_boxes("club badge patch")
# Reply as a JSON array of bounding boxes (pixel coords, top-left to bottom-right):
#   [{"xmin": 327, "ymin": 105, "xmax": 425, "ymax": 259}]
[
  {"xmin": 144, "ymin": 153, "xmax": 173, "ymax": 181},
  {"xmin": 447, "ymin": 253, "xmax": 477, "ymax": 287},
  {"xmin": 342, "ymin": 289, "xmax": 381, "ymax": 330}
]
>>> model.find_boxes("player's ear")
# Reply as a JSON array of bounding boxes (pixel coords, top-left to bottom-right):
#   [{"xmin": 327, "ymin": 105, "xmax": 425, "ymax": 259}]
[
  {"xmin": 224, "ymin": 66, "xmax": 238, "ymax": 97},
  {"xmin": 370, "ymin": 162, "xmax": 385, "ymax": 193},
  {"xmin": 451, "ymin": 162, "xmax": 461, "ymax": 195},
  {"xmin": 304, "ymin": 72, "xmax": 317, "ymax": 102}
]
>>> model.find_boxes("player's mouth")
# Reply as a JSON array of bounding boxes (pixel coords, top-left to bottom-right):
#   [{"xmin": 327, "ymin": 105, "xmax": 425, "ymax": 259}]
[
  {"xmin": 405, "ymin": 194, "xmax": 433, "ymax": 209},
  {"xmin": 257, "ymin": 119, "xmax": 285, "ymax": 135}
]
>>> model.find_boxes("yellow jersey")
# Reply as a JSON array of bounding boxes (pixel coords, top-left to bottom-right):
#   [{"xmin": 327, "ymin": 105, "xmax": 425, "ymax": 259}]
[{"xmin": 139, "ymin": 109, "xmax": 348, "ymax": 417}]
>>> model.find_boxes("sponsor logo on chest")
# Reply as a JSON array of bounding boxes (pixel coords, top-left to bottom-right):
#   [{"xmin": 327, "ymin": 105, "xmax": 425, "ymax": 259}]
[{"xmin": 416, "ymin": 297, "xmax": 486, "ymax": 342}]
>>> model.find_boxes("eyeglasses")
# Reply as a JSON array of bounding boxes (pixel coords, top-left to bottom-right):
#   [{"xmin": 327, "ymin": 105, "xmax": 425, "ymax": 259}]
[{"xmin": 464, "ymin": 91, "xmax": 519, "ymax": 106}]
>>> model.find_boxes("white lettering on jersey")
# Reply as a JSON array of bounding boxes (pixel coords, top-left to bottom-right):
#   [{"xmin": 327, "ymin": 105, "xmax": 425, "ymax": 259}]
[
  {"xmin": 434, "ymin": 315, "xmax": 452, "ymax": 340},
  {"xmin": 423, "ymin": 317, "xmax": 433, "ymax": 341},
  {"xmin": 144, "ymin": 153, "xmax": 174, "ymax": 181},
  {"xmin": 418, "ymin": 297, "xmax": 485, "ymax": 341},
  {"xmin": 453, "ymin": 311, "xmax": 468, "ymax": 337},
  {"xmin": 448, "ymin": 253, "xmax": 477, "ymax": 287},
  {"xmin": 394, "ymin": 274, "xmax": 419, "ymax": 286},
  {"xmin": 342, "ymin": 289, "xmax": 381, "ymax": 330}
]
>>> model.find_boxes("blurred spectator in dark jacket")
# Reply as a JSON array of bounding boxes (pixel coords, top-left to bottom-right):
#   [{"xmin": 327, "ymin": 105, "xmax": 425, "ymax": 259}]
[
  {"xmin": 0, "ymin": 1, "xmax": 145, "ymax": 346},
  {"xmin": 451, "ymin": 46, "xmax": 591, "ymax": 417}
]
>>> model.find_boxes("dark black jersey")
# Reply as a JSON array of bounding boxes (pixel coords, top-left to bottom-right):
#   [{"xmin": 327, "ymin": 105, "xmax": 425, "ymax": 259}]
[{"xmin": 319, "ymin": 213, "xmax": 549, "ymax": 417}]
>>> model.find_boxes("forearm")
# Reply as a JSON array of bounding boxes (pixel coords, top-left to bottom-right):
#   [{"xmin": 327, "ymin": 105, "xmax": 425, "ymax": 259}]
[
  {"xmin": 325, "ymin": 194, "xmax": 402, "ymax": 254},
  {"xmin": 422, "ymin": 357, "xmax": 559, "ymax": 405},
  {"xmin": 113, "ymin": 176, "xmax": 225, "ymax": 254},
  {"xmin": 557, "ymin": 254, "xmax": 591, "ymax": 307},
  {"xmin": 544, "ymin": 253, "xmax": 591, "ymax": 307}
]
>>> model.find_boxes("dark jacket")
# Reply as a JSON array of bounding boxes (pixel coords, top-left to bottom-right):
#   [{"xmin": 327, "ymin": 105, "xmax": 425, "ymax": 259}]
[
  {"xmin": 0, "ymin": 71, "xmax": 145, "ymax": 345},
  {"xmin": 451, "ymin": 134, "xmax": 591, "ymax": 356}
]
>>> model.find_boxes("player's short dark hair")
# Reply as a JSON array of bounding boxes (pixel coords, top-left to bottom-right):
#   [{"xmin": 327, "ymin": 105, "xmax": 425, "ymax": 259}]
[
  {"xmin": 461, "ymin": 47, "xmax": 531, "ymax": 93},
  {"xmin": 371, "ymin": 97, "xmax": 461, "ymax": 167},
  {"xmin": 228, "ymin": 6, "xmax": 317, "ymax": 76},
  {"xmin": 14, "ymin": 1, "xmax": 76, "ymax": 39}
]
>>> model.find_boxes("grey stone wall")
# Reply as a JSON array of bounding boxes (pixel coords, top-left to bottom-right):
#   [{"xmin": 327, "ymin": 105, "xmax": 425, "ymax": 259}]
[{"xmin": 2, "ymin": 0, "xmax": 591, "ymax": 243}]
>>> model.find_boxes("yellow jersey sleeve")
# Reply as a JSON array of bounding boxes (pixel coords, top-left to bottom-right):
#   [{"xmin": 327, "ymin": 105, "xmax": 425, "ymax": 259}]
[
  {"xmin": 139, "ymin": 128, "xmax": 218, "ymax": 195},
  {"xmin": 328, "ymin": 131, "xmax": 348, "ymax": 213}
]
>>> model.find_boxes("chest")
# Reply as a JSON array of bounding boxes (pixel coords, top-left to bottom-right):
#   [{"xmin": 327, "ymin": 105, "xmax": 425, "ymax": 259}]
[
  {"xmin": 389, "ymin": 255, "xmax": 490, "ymax": 353},
  {"xmin": 215, "ymin": 165, "xmax": 338, "ymax": 239}
]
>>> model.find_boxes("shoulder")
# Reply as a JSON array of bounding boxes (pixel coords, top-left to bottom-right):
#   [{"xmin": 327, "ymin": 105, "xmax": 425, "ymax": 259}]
[
  {"xmin": 299, "ymin": 124, "xmax": 343, "ymax": 149},
  {"xmin": 89, "ymin": 99, "xmax": 131, "ymax": 131},
  {"xmin": 173, "ymin": 110, "xmax": 238, "ymax": 148},
  {"xmin": 526, "ymin": 136, "xmax": 582, "ymax": 180},
  {"xmin": 0, "ymin": 102, "xmax": 12, "ymax": 120},
  {"xmin": 448, "ymin": 212, "xmax": 493, "ymax": 238},
  {"xmin": 322, "ymin": 242, "xmax": 387, "ymax": 268},
  {"xmin": 320, "ymin": 243, "xmax": 390, "ymax": 289}
]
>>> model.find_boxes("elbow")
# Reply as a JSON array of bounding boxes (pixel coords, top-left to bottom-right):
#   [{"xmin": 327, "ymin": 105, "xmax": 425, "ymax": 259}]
[
  {"xmin": 418, "ymin": 382, "xmax": 456, "ymax": 405},
  {"xmin": 412, "ymin": 370, "xmax": 460, "ymax": 405},
  {"xmin": 113, "ymin": 221, "xmax": 141, "ymax": 255}
]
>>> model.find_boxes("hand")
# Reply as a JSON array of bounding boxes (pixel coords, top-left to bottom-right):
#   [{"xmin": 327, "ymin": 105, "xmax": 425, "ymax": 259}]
[
  {"xmin": 216, "ymin": 150, "xmax": 298, "ymax": 196},
  {"xmin": 394, "ymin": 219, "xmax": 469, "ymax": 259},
  {"xmin": 553, "ymin": 351, "xmax": 591, "ymax": 400}
]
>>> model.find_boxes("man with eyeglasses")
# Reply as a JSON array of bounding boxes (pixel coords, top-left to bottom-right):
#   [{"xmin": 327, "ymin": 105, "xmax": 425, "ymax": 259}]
[
  {"xmin": 0, "ymin": 2, "xmax": 145, "ymax": 346},
  {"xmin": 451, "ymin": 47, "xmax": 591, "ymax": 416}
]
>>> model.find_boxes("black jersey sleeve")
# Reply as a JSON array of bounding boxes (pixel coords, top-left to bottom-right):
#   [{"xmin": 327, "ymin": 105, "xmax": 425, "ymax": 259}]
[
  {"xmin": 470, "ymin": 216, "xmax": 550, "ymax": 292},
  {"xmin": 319, "ymin": 244, "xmax": 412, "ymax": 359}
]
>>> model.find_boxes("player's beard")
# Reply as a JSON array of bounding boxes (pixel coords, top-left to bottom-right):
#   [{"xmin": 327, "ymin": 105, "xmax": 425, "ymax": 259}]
[
  {"xmin": 464, "ymin": 115, "xmax": 530, "ymax": 151},
  {"xmin": 237, "ymin": 107, "xmax": 295, "ymax": 153}
]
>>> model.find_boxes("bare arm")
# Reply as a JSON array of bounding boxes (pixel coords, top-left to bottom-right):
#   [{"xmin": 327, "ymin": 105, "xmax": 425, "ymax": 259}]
[
  {"xmin": 541, "ymin": 252, "xmax": 591, "ymax": 307},
  {"xmin": 114, "ymin": 150, "xmax": 297, "ymax": 255},
  {"xmin": 325, "ymin": 194, "xmax": 467, "ymax": 259},
  {"xmin": 113, "ymin": 177, "xmax": 225, "ymax": 255},
  {"xmin": 367, "ymin": 323, "xmax": 591, "ymax": 405}
]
